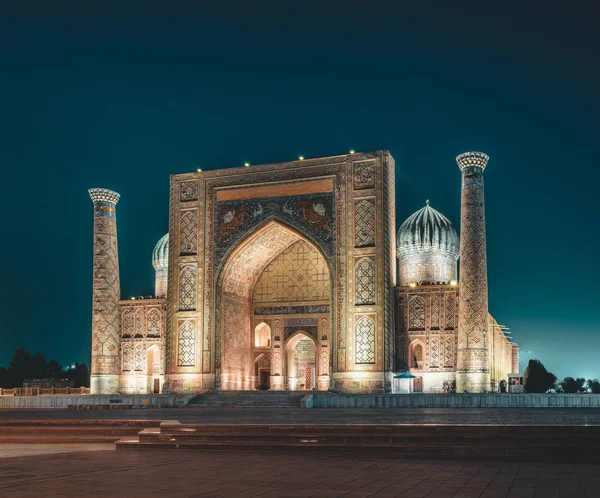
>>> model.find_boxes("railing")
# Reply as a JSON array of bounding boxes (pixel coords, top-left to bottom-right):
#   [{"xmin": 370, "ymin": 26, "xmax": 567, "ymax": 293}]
[{"xmin": 0, "ymin": 387, "xmax": 91, "ymax": 396}]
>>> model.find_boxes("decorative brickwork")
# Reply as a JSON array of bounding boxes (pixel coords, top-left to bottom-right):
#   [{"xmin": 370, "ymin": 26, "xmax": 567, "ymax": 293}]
[
  {"xmin": 430, "ymin": 336, "xmax": 440, "ymax": 368},
  {"xmin": 456, "ymin": 152, "xmax": 490, "ymax": 392},
  {"xmin": 431, "ymin": 294, "xmax": 440, "ymax": 329},
  {"xmin": 353, "ymin": 160, "xmax": 376, "ymax": 190},
  {"xmin": 179, "ymin": 264, "xmax": 196, "ymax": 311},
  {"xmin": 89, "ymin": 188, "xmax": 121, "ymax": 394},
  {"xmin": 408, "ymin": 296, "xmax": 426, "ymax": 330},
  {"xmin": 178, "ymin": 321, "xmax": 195, "ymax": 366},
  {"xmin": 355, "ymin": 316, "xmax": 375, "ymax": 364},
  {"xmin": 147, "ymin": 308, "xmax": 161, "ymax": 337},
  {"xmin": 354, "ymin": 199, "xmax": 375, "ymax": 247},
  {"xmin": 180, "ymin": 180, "xmax": 198, "ymax": 202},
  {"xmin": 180, "ymin": 210, "xmax": 198, "ymax": 255},
  {"xmin": 355, "ymin": 257, "xmax": 375, "ymax": 305}
]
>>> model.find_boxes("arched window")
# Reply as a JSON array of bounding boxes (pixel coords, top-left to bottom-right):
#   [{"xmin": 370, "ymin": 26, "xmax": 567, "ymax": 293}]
[
  {"xmin": 355, "ymin": 258, "xmax": 375, "ymax": 305},
  {"xmin": 410, "ymin": 342, "xmax": 424, "ymax": 370},
  {"xmin": 254, "ymin": 322, "xmax": 271, "ymax": 347}
]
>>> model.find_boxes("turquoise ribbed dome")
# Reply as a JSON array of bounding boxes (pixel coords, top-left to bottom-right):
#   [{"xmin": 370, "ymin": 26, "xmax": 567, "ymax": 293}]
[
  {"xmin": 397, "ymin": 202, "xmax": 459, "ymax": 260},
  {"xmin": 152, "ymin": 233, "xmax": 169, "ymax": 269}
]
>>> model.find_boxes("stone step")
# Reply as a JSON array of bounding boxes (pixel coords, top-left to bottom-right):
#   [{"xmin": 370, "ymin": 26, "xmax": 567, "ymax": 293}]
[
  {"xmin": 0, "ymin": 435, "xmax": 126, "ymax": 444},
  {"xmin": 115, "ymin": 422, "xmax": 600, "ymax": 462},
  {"xmin": 0, "ymin": 420, "xmax": 161, "ymax": 444}
]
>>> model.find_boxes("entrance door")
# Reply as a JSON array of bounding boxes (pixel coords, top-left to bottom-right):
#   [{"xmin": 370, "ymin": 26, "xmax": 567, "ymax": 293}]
[
  {"xmin": 413, "ymin": 377, "xmax": 423, "ymax": 393},
  {"xmin": 259, "ymin": 370, "xmax": 270, "ymax": 390},
  {"xmin": 153, "ymin": 378, "xmax": 160, "ymax": 394}
]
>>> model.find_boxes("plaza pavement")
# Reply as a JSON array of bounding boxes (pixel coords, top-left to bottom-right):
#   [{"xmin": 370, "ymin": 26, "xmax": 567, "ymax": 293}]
[{"xmin": 0, "ymin": 446, "xmax": 598, "ymax": 497}]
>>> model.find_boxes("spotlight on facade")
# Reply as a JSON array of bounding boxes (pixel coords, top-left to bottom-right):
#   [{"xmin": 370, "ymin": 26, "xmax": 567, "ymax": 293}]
[
  {"xmin": 409, "ymin": 282, "xmax": 416, "ymax": 288},
  {"xmin": 131, "ymin": 297, "xmax": 136, "ymax": 300},
  {"xmin": 299, "ymin": 156, "xmax": 304, "ymax": 160},
  {"xmin": 450, "ymin": 280, "xmax": 458, "ymax": 286},
  {"xmin": 349, "ymin": 149, "xmax": 355, "ymax": 154},
  {"xmin": 197, "ymin": 168, "xmax": 202, "ymax": 172},
  {"xmin": 244, "ymin": 162, "xmax": 250, "ymax": 167}
]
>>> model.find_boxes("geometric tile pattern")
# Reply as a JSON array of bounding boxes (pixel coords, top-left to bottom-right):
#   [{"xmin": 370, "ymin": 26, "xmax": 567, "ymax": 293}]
[
  {"xmin": 355, "ymin": 316, "xmax": 375, "ymax": 364},
  {"xmin": 122, "ymin": 309, "xmax": 133, "ymax": 337},
  {"xmin": 431, "ymin": 294, "xmax": 440, "ymax": 329},
  {"xmin": 408, "ymin": 296, "xmax": 426, "ymax": 330},
  {"xmin": 444, "ymin": 294, "xmax": 455, "ymax": 330},
  {"xmin": 178, "ymin": 321, "xmax": 195, "ymax": 367},
  {"xmin": 456, "ymin": 153, "xmax": 490, "ymax": 376},
  {"xmin": 134, "ymin": 343, "xmax": 144, "ymax": 371},
  {"xmin": 179, "ymin": 264, "xmax": 196, "ymax": 311},
  {"xmin": 430, "ymin": 336, "xmax": 440, "ymax": 368},
  {"xmin": 180, "ymin": 210, "xmax": 198, "ymax": 255},
  {"xmin": 180, "ymin": 180, "xmax": 198, "ymax": 202},
  {"xmin": 444, "ymin": 336, "xmax": 454, "ymax": 368},
  {"xmin": 354, "ymin": 199, "xmax": 375, "ymax": 247},
  {"xmin": 253, "ymin": 240, "xmax": 330, "ymax": 304},
  {"xmin": 355, "ymin": 257, "xmax": 375, "ymax": 305},
  {"xmin": 89, "ymin": 191, "xmax": 121, "ymax": 378},
  {"xmin": 122, "ymin": 344, "xmax": 133, "ymax": 371},
  {"xmin": 147, "ymin": 308, "xmax": 161, "ymax": 337},
  {"xmin": 353, "ymin": 161, "xmax": 375, "ymax": 190},
  {"xmin": 135, "ymin": 309, "xmax": 145, "ymax": 337}
]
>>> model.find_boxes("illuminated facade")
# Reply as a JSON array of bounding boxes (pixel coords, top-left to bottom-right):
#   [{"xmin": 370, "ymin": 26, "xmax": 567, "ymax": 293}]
[
  {"xmin": 395, "ymin": 153, "xmax": 518, "ymax": 393},
  {"xmin": 89, "ymin": 150, "xmax": 517, "ymax": 395}
]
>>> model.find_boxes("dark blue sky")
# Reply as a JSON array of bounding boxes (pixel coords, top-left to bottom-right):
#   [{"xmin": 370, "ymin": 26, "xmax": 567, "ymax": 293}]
[{"xmin": 1, "ymin": 2, "xmax": 598, "ymax": 378}]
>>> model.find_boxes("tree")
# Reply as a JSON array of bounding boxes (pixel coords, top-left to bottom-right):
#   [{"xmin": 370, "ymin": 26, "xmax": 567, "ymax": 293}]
[
  {"xmin": 575, "ymin": 378, "xmax": 587, "ymax": 393},
  {"xmin": 590, "ymin": 379, "xmax": 600, "ymax": 394},
  {"xmin": 65, "ymin": 363, "xmax": 90, "ymax": 388},
  {"xmin": 45, "ymin": 360, "xmax": 63, "ymax": 379},
  {"xmin": 561, "ymin": 377, "xmax": 578, "ymax": 394},
  {"xmin": 524, "ymin": 359, "xmax": 557, "ymax": 393}
]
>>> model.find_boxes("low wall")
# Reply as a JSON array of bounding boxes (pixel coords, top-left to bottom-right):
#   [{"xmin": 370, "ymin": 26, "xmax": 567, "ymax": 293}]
[
  {"xmin": 0, "ymin": 394, "xmax": 178, "ymax": 409},
  {"xmin": 304, "ymin": 393, "xmax": 600, "ymax": 408}
]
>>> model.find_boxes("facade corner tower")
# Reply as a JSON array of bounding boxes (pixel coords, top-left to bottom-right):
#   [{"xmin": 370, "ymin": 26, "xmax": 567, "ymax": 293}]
[
  {"xmin": 455, "ymin": 152, "xmax": 491, "ymax": 393},
  {"xmin": 89, "ymin": 188, "xmax": 121, "ymax": 394}
]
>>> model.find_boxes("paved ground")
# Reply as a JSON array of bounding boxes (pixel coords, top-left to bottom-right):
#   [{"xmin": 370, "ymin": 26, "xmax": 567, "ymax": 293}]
[
  {"xmin": 1, "ymin": 407, "xmax": 600, "ymax": 425},
  {"xmin": 0, "ymin": 443, "xmax": 113, "ymax": 458},
  {"xmin": 0, "ymin": 447, "xmax": 598, "ymax": 497}
]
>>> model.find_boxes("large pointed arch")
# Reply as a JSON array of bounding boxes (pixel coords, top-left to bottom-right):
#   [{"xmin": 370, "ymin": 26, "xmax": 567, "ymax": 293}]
[{"xmin": 216, "ymin": 220, "xmax": 333, "ymax": 390}]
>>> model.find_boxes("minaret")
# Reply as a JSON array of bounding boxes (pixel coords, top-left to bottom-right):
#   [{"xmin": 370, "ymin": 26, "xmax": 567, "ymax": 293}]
[
  {"xmin": 89, "ymin": 188, "xmax": 121, "ymax": 394},
  {"xmin": 455, "ymin": 152, "xmax": 490, "ymax": 393}
]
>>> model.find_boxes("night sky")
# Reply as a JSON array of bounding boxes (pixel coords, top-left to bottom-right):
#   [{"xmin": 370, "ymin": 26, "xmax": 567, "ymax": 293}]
[{"xmin": 1, "ymin": 2, "xmax": 598, "ymax": 379}]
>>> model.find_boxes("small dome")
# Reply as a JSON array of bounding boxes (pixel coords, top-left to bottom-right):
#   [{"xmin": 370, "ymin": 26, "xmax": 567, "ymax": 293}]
[
  {"xmin": 152, "ymin": 233, "xmax": 169, "ymax": 269},
  {"xmin": 397, "ymin": 201, "xmax": 459, "ymax": 259}
]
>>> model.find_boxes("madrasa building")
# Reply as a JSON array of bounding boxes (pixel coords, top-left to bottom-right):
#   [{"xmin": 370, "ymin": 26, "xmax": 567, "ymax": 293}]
[{"xmin": 88, "ymin": 150, "xmax": 518, "ymax": 396}]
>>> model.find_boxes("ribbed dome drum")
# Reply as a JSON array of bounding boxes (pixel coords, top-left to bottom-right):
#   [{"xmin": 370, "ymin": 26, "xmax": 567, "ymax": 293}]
[
  {"xmin": 152, "ymin": 233, "xmax": 169, "ymax": 298},
  {"xmin": 397, "ymin": 202, "xmax": 459, "ymax": 285}
]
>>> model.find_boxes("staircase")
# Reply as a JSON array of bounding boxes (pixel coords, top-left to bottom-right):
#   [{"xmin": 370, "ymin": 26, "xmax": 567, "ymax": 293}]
[
  {"xmin": 0, "ymin": 420, "xmax": 161, "ymax": 444},
  {"xmin": 187, "ymin": 391, "xmax": 307, "ymax": 408},
  {"xmin": 116, "ymin": 421, "xmax": 600, "ymax": 462}
]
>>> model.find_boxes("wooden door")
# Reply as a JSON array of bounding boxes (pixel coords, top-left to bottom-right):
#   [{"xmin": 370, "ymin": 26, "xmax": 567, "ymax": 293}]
[
  {"xmin": 259, "ymin": 370, "xmax": 270, "ymax": 390},
  {"xmin": 153, "ymin": 378, "xmax": 160, "ymax": 394}
]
